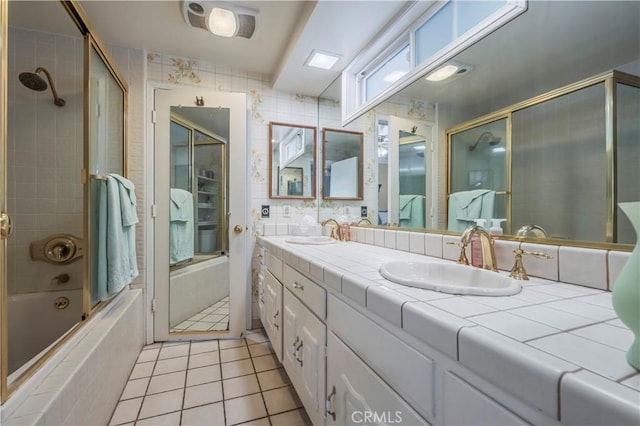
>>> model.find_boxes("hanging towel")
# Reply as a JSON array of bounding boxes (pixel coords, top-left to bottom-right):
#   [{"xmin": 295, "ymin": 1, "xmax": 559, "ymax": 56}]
[
  {"xmin": 170, "ymin": 188, "xmax": 194, "ymax": 265},
  {"xmin": 399, "ymin": 194, "xmax": 426, "ymax": 228},
  {"xmin": 105, "ymin": 174, "xmax": 139, "ymax": 295},
  {"xmin": 448, "ymin": 189, "xmax": 495, "ymax": 232}
]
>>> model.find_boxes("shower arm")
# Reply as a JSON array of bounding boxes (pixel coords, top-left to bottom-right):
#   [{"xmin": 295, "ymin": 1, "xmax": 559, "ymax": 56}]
[
  {"xmin": 35, "ymin": 67, "xmax": 65, "ymax": 107},
  {"xmin": 468, "ymin": 131, "xmax": 494, "ymax": 151}
]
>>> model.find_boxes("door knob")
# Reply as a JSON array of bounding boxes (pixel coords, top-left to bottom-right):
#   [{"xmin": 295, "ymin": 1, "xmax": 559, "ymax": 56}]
[{"xmin": 234, "ymin": 225, "xmax": 243, "ymax": 233}]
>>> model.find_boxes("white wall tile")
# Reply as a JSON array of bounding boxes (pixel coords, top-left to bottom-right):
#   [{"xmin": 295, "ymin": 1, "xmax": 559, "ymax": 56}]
[
  {"xmin": 384, "ymin": 230, "xmax": 396, "ymax": 249},
  {"xmin": 608, "ymin": 250, "xmax": 632, "ymax": 290},
  {"xmin": 396, "ymin": 231, "xmax": 410, "ymax": 251},
  {"xmin": 426, "ymin": 233, "xmax": 445, "ymax": 258},
  {"xmin": 559, "ymin": 246, "xmax": 607, "ymax": 290},
  {"xmin": 409, "ymin": 232, "xmax": 425, "ymax": 255}
]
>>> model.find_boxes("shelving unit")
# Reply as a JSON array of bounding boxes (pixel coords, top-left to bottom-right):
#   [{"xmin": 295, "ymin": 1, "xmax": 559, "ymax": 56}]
[{"xmin": 196, "ymin": 175, "xmax": 218, "ymax": 253}]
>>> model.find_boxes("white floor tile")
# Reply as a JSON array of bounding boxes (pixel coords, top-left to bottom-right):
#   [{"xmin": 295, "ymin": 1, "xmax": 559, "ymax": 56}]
[
  {"xmin": 263, "ymin": 386, "xmax": 302, "ymax": 415},
  {"xmin": 129, "ymin": 362, "xmax": 154, "ymax": 380},
  {"xmin": 190, "ymin": 340, "xmax": 218, "ymax": 354},
  {"xmin": 252, "ymin": 354, "xmax": 279, "ymax": 373},
  {"xmin": 224, "ymin": 393, "xmax": 267, "ymax": 425},
  {"xmin": 269, "ymin": 408, "xmax": 312, "ymax": 426},
  {"xmin": 138, "ymin": 389, "xmax": 184, "ymax": 420},
  {"xmin": 189, "ymin": 351, "xmax": 220, "ymax": 369},
  {"xmin": 120, "ymin": 377, "xmax": 149, "ymax": 400},
  {"xmin": 183, "ymin": 381, "xmax": 224, "ymax": 409},
  {"xmin": 147, "ymin": 371, "xmax": 187, "ymax": 395},
  {"xmin": 221, "ymin": 358, "xmax": 255, "ymax": 379},
  {"xmin": 257, "ymin": 368, "xmax": 290, "ymax": 391},
  {"xmin": 154, "ymin": 356, "xmax": 189, "ymax": 375},
  {"xmin": 219, "ymin": 339, "xmax": 247, "ymax": 350},
  {"xmin": 247, "ymin": 342, "xmax": 273, "ymax": 357},
  {"xmin": 109, "ymin": 398, "xmax": 142, "ymax": 425},
  {"xmin": 137, "ymin": 348, "xmax": 159, "ymax": 363},
  {"xmin": 135, "ymin": 411, "xmax": 181, "ymax": 426},
  {"xmin": 158, "ymin": 344, "xmax": 190, "ymax": 360},
  {"xmin": 181, "ymin": 402, "xmax": 225, "ymax": 426},
  {"xmin": 186, "ymin": 364, "xmax": 222, "ymax": 387},
  {"xmin": 220, "ymin": 346, "xmax": 251, "ymax": 363},
  {"xmin": 223, "ymin": 374, "xmax": 261, "ymax": 399}
]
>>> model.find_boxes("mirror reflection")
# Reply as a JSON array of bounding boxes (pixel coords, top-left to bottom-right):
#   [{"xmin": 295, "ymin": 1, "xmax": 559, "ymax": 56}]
[
  {"xmin": 169, "ymin": 107, "xmax": 229, "ymax": 333},
  {"xmin": 269, "ymin": 122, "xmax": 316, "ymax": 199},
  {"xmin": 322, "ymin": 128, "xmax": 363, "ymax": 200},
  {"xmin": 329, "ymin": 0, "xmax": 639, "ymax": 246}
]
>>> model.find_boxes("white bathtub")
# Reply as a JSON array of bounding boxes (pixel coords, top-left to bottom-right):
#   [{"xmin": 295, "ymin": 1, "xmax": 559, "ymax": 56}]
[{"xmin": 7, "ymin": 289, "xmax": 83, "ymax": 376}]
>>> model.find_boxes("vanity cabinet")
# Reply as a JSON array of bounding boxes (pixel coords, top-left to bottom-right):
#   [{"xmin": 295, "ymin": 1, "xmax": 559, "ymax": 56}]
[
  {"xmin": 262, "ymin": 269, "xmax": 283, "ymax": 362},
  {"xmin": 283, "ymin": 289, "xmax": 326, "ymax": 425},
  {"xmin": 326, "ymin": 331, "xmax": 428, "ymax": 426}
]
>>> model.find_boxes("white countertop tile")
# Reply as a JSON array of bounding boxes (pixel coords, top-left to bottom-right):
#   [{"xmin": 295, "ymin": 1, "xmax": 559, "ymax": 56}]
[
  {"xmin": 323, "ymin": 267, "xmax": 343, "ymax": 292},
  {"xmin": 426, "ymin": 297, "xmax": 497, "ymax": 318},
  {"xmin": 527, "ymin": 282, "xmax": 603, "ymax": 298},
  {"xmin": 573, "ymin": 292, "xmax": 613, "ymax": 309},
  {"xmin": 560, "ymin": 370, "xmax": 640, "ymax": 426},
  {"xmin": 511, "ymin": 287, "xmax": 562, "ymax": 304},
  {"xmin": 570, "ymin": 323, "xmax": 635, "ymax": 352},
  {"xmin": 541, "ymin": 299, "xmax": 617, "ymax": 322},
  {"xmin": 621, "ymin": 374, "xmax": 640, "ymax": 392},
  {"xmin": 508, "ymin": 305, "xmax": 597, "ymax": 331},
  {"xmin": 402, "ymin": 302, "xmax": 475, "ymax": 360},
  {"xmin": 459, "ymin": 327, "xmax": 579, "ymax": 419},
  {"xmin": 366, "ymin": 285, "xmax": 416, "ymax": 327},
  {"xmin": 341, "ymin": 273, "xmax": 376, "ymax": 307},
  {"xmin": 467, "ymin": 311, "xmax": 559, "ymax": 342},
  {"xmin": 461, "ymin": 294, "xmax": 532, "ymax": 310},
  {"xmin": 394, "ymin": 286, "xmax": 454, "ymax": 302},
  {"xmin": 529, "ymin": 333, "xmax": 637, "ymax": 381}
]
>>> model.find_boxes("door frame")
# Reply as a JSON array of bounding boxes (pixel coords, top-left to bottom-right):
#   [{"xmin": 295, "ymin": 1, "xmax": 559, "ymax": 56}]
[{"xmin": 146, "ymin": 82, "xmax": 249, "ymax": 342}]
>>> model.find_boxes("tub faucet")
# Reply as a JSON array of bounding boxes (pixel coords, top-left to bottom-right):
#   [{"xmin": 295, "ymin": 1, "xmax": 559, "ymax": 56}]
[
  {"xmin": 321, "ymin": 219, "xmax": 342, "ymax": 241},
  {"xmin": 460, "ymin": 225, "xmax": 498, "ymax": 271}
]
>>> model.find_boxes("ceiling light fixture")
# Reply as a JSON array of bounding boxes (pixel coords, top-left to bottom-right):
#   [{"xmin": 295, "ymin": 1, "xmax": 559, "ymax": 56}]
[
  {"xmin": 183, "ymin": 1, "xmax": 258, "ymax": 39},
  {"xmin": 425, "ymin": 64, "xmax": 459, "ymax": 82},
  {"xmin": 305, "ymin": 50, "xmax": 342, "ymax": 70}
]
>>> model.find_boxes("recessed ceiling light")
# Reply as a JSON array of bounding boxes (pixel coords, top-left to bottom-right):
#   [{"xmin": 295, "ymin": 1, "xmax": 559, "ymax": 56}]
[
  {"xmin": 413, "ymin": 145, "xmax": 426, "ymax": 151},
  {"xmin": 425, "ymin": 64, "xmax": 459, "ymax": 82},
  {"xmin": 305, "ymin": 50, "xmax": 341, "ymax": 70},
  {"xmin": 383, "ymin": 70, "xmax": 408, "ymax": 83}
]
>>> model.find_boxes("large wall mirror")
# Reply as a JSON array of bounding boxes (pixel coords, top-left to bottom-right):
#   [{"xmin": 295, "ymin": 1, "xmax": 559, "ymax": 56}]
[
  {"xmin": 269, "ymin": 122, "xmax": 316, "ymax": 199},
  {"xmin": 322, "ymin": 128, "xmax": 363, "ymax": 200},
  {"xmin": 325, "ymin": 0, "xmax": 639, "ymax": 248}
]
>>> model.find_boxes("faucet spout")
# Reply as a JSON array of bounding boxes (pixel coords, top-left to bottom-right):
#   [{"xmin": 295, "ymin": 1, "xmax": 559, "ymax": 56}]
[
  {"xmin": 460, "ymin": 225, "xmax": 498, "ymax": 271},
  {"xmin": 321, "ymin": 219, "xmax": 342, "ymax": 241}
]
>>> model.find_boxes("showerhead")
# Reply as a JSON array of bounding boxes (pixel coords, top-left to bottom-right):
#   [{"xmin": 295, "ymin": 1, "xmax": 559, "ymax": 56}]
[
  {"xmin": 19, "ymin": 72, "xmax": 48, "ymax": 91},
  {"xmin": 469, "ymin": 131, "xmax": 501, "ymax": 151},
  {"xmin": 18, "ymin": 67, "xmax": 65, "ymax": 107}
]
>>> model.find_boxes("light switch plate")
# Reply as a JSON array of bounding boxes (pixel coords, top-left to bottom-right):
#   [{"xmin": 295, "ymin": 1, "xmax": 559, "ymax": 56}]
[{"xmin": 261, "ymin": 205, "xmax": 270, "ymax": 218}]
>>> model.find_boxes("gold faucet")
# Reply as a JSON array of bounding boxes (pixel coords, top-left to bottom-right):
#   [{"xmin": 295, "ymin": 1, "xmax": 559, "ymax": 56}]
[
  {"xmin": 460, "ymin": 225, "xmax": 498, "ymax": 271},
  {"xmin": 321, "ymin": 219, "xmax": 342, "ymax": 241},
  {"xmin": 353, "ymin": 218, "xmax": 372, "ymax": 225},
  {"xmin": 509, "ymin": 242, "xmax": 553, "ymax": 280}
]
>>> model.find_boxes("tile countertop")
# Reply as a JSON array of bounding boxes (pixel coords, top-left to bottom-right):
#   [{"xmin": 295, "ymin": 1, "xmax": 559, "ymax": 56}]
[{"xmin": 258, "ymin": 236, "xmax": 640, "ymax": 424}]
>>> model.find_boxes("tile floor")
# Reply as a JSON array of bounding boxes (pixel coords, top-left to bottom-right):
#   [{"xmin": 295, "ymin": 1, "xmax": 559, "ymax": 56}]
[
  {"xmin": 170, "ymin": 297, "xmax": 230, "ymax": 333},
  {"xmin": 110, "ymin": 329, "xmax": 311, "ymax": 426}
]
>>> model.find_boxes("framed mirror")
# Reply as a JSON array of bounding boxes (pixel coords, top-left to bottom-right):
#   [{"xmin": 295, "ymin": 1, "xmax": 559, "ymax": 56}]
[
  {"xmin": 322, "ymin": 128, "xmax": 364, "ymax": 200},
  {"xmin": 269, "ymin": 122, "xmax": 316, "ymax": 199}
]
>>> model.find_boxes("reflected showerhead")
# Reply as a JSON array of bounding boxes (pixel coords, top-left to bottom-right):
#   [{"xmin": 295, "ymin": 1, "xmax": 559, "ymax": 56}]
[
  {"xmin": 469, "ymin": 131, "xmax": 501, "ymax": 151},
  {"xmin": 19, "ymin": 72, "xmax": 48, "ymax": 91},
  {"xmin": 18, "ymin": 67, "xmax": 65, "ymax": 107}
]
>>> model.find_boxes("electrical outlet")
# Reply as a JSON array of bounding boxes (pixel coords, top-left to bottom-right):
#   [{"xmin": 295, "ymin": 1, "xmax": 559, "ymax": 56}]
[
  {"xmin": 361, "ymin": 206, "xmax": 368, "ymax": 218},
  {"xmin": 261, "ymin": 205, "xmax": 270, "ymax": 218},
  {"xmin": 283, "ymin": 205, "xmax": 291, "ymax": 218}
]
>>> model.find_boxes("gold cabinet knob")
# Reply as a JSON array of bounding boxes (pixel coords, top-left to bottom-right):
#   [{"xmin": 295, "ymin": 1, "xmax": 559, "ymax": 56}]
[{"xmin": 233, "ymin": 225, "xmax": 244, "ymax": 234}]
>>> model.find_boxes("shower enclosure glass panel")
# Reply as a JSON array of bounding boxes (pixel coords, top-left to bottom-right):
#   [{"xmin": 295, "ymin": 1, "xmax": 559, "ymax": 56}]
[
  {"xmin": 616, "ymin": 82, "xmax": 640, "ymax": 244},
  {"xmin": 398, "ymin": 134, "xmax": 427, "ymax": 228},
  {"xmin": 512, "ymin": 84, "xmax": 606, "ymax": 241},
  {"xmin": 6, "ymin": 5, "xmax": 85, "ymax": 380}
]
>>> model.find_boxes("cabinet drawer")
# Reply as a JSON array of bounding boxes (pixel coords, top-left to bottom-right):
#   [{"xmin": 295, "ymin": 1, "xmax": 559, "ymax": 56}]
[
  {"xmin": 443, "ymin": 372, "xmax": 530, "ymax": 426},
  {"xmin": 284, "ymin": 264, "xmax": 326, "ymax": 320},
  {"xmin": 327, "ymin": 331, "xmax": 428, "ymax": 426},
  {"xmin": 265, "ymin": 251, "xmax": 283, "ymax": 282},
  {"xmin": 328, "ymin": 294, "xmax": 435, "ymax": 420}
]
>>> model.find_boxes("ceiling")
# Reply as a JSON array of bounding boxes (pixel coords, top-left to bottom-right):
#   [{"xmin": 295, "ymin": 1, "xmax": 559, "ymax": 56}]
[{"xmin": 73, "ymin": 0, "xmax": 408, "ymax": 96}]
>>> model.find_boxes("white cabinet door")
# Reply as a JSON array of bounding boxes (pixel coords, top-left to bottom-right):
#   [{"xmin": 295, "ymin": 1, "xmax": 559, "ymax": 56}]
[
  {"xmin": 283, "ymin": 289, "xmax": 301, "ymax": 381},
  {"xmin": 326, "ymin": 331, "xmax": 428, "ymax": 426},
  {"xmin": 283, "ymin": 289, "xmax": 326, "ymax": 426},
  {"xmin": 263, "ymin": 270, "xmax": 283, "ymax": 362},
  {"xmin": 298, "ymin": 308, "xmax": 326, "ymax": 425}
]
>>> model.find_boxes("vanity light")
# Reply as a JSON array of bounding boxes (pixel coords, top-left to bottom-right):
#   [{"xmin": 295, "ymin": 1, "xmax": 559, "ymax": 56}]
[
  {"xmin": 425, "ymin": 64, "xmax": 459, "ymax": 81},
  {"xmin": 183, "ymin": 1, "xmax": 258, "ymax": 39},
  {"xmin": 305, "ymin": 50, "xmax": 342, "ymax": 70}
]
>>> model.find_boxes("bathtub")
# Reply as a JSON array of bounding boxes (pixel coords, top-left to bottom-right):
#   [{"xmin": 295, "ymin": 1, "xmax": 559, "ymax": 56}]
[{"xmin": 7, "ymin": 289, "xmax": 83, "ymax": 377}]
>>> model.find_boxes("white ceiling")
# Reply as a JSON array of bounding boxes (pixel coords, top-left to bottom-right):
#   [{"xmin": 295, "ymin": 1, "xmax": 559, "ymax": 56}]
[{"xmin": 73, "ymin": 0, "xmax": 407, "ymax": 96}]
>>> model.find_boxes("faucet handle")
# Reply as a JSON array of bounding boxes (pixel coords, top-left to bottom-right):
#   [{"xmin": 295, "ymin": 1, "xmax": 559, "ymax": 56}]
[
  {"xmin": 509, "ymin": 243, "xmax": 552, "ymax": 280},
  {"xmin": 446, "ymin": 241, "xmax": 469, "ymax": 265}
]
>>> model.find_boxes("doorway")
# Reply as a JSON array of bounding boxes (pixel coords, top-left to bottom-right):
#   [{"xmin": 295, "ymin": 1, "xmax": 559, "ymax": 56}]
[{"xmin": 153, "ymin": 87, "xmax": 248, "ymax": 341}]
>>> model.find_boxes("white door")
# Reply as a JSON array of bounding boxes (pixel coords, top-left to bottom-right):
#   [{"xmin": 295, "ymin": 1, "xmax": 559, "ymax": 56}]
[
  {"xmin": 153, "ymin": 87, "xmax": 247, "ymax": 340},
  {"xmin": 387, "ymin": 116, "xmax": 434, "ymax": 229}
]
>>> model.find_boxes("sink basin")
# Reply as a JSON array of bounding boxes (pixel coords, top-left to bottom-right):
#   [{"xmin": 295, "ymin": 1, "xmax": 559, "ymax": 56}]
[
  {"xmin": 285, "ymin": 236, "xmax": 336, "ymax": 245},
  {"xmin": 379, "ymin": 261, "xmax": 521, "ymax": 296}
]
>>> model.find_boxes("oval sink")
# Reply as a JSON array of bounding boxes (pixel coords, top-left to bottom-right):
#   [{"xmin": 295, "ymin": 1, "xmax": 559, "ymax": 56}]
[
  {"xmin": 285, "ymin": 236, "xmax": 336, "ymax": 245},
  {"xmin": 379, "ymin": 261, "xmax": 521, "ymax": 296}
]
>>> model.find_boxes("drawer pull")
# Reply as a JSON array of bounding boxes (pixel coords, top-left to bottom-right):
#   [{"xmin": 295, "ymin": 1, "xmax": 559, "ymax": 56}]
[
  {"xmin": 295, "ymin": 340, "xmax": 304, "ymax": 366},
  {"xmin": 292, "ymin": 336, "xmax": 300, "ymax": 357},
  {"xmin": 273, "ymin": 310, "xmax": 279, "ymax": 330},
  {"xmin": 293, "ymin": 281, "xmax": 304, "ymax": 290},
  {"xmin": 326, "ymin": 385, "xmax": 336, "ymax": 421}
]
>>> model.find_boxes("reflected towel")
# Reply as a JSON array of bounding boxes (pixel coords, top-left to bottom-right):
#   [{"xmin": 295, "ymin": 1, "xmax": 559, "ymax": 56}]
[
  {"xmin": 170, "ymin": 188, "xmax": 194, "ymax": 264},
  {"xmin": 399, "ymin": 194, "xmax": 425, "ymax": 228},
  {"xmin": 105, "ymin": 174, "xmax": 139, "ymax": 295},
  {"xmin": 448, "ymin": 189, "xmax": 495, "ymax": 232}
]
